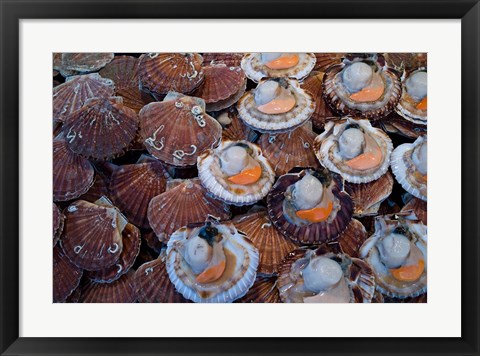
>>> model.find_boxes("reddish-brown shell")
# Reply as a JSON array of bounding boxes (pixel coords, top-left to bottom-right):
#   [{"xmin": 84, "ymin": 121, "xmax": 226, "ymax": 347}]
[
  {"xmin": 53, "ymin": 73, "xmax": 115, "ymax": 123},
  {"xmin": 99, "ymin": 55, "xmax": 154, "ymax": 112},
  {"xmin": 80, "ymin": 272, "xmax": 136, "ymax": 303},
  {"xmin": 301, "ymin": 72, "xmax": 337, "ymax": 129},
  {"xmin": 53, "ymin": 203, "xmax": 64, "ymax": 246},
  {"xmin": 338, "ymin": 218, "xmax": 368, "ymax": 258},
  {"xmin": 63, "ymin": 285, "xmax": 82, "ymax": 303},
  {"xmin": 237, "ymin": 276, "xmax": 282, "ymax": 303},
  {"xmin": 59, "ymin": 53, "xmax": 114, "ymax": 73},
  {"xmin": 60, "ymin": 199, "xmax": 124, "ymax": 271},
  {"xmin": 109, "ymin": 159, "xmax": 169, "ymax": 229},
  {"xmin": 78, "ymin": 172, "xmax": 110, "ymax": 203},
  {"xmin": 53, "ymin": 139, "xmax": 95, "ymax": 202},
  {"xmin": 191, "ymin": 63, "xmax": 247, "ymax": 111},
  {"xmin": 133, "ymin": 253, "xmax": 190, "ymax": 303},
  {"xmin": 383, "ymin": 53, "xmax": 427, "ymax": 72},
  {"xmin": 313, "ymin": 53, "xmax": 345, "ymax": 72},
  {"xmin": 218, "ymin": 109, "xmax": 257, "ymax": 142},
  {"xmin": 86, "ymin": 223, "xmax": 141, "ymax": 283},
  {"xmin": 380, "ymin": 112, "xmax": 427, "ymax": 139},
  {"xmin": 63, "ymin": 97, "xmax": 139, "ymax": 161},
  {"xmin": 401, "ymin": 197, "xmax": 427, "ymax": 225},
  {"xmin": 53, "ymin": 245, "xmax": 83, "ymax": 302},
  {"xmin": 142, "ymin": 230, "xmax": 164, "ymax": 253},
  {"xmin": 258, "ymin": 124, "xmax": 320, "ymax": 176},
  {"xmin": 139, "ymin": 95, "xmax": 222, "ymax": 167},
  {"xmin": 138, "ymin": 53, "xmax": 204, "ymax": 98},
  {"xmin": 147, "ymin": 179, "xmax": 231, "ymax": 243},
  {"xmin": 201, "ymin": 53, "xmax": 244, "ymax": 67}
]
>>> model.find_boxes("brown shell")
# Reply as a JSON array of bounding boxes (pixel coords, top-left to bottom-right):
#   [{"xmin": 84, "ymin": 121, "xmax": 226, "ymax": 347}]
[
  {"xmin": 99, "ymin": 55, "xmax": 154, "ymax": 112},
  {"xmin": 301, "ymin": 72, "xmax": 337, "ymax": 129},
  {"xmin": 383, "ymin": 53, "xmax": 427, "ymax": 72},
  {"xmin": 258, "ymin": 124, "xmax": 320, "ymax": 176},
  {"xmin": 86, "ymin": 223, "xmax": 141, "ymax": 283},
  {"xmin": 232, "ymin": 210, "xmax": 298, "ymax": 275},
  {"xmin": 109, "ymin": 160, "xmax": 169, "ymax": 228},
  {"xmin": 53, "ymin": 73, "xmax": 115, "ymax": 123},
  {"xmin": 133, "ymin": 253, "xmax": 190, "ymax": 303},
  {"xmin": 80, "ymin": 272, "xmax": 136, "ymax": 303},
  {"xmin": 138, "ymin": 53, "xmax": 204, "ymax": 98},
  {"xmin": 147, "ymin": 179, "xmax": 231, "ymax": 243},
  {"xmin": 338, "ymin": 218, "xmax": 368, "ymax": 258},
  {"xmin": 201, "ymin": 53, "xmax": 244, "ymax": 67},
  {"xmin": 53, "ymin": 139, "xmax": 95, "ymax": 202},
  {"xmin": 219, "ymin": 109, "xmax": 257, "ymax": 142},
  {"xmin": 60, "ymin": 53, "xmax": 114, "ymax": 73},
  {"xmin": 78, "ymin": 172, "xmax": 110, "ymax": 203},
  {"xmin": 267, "ymin": 170, "xmax": 353, "ymax": 244},
  {"xmin": 53, "ymin": 203, "xmax": 64, "ymax": 246},
  {"xmin": 191, "ymin": 64, "xmax": 247, "ymax": 111},
  {"xmin": 63, "ymin": 97, "xmax": 138, "ymax": 161},
  {"xmin": 142, "ymin": 230, "xmax": 164, "ymax": 253},
  {"xmin": 401, "ymin": 197, "xmax": 427, "ymax": 225},
  {"xmin": 139, "ymin": 95, "xmax": 222, "ymax": 167},
  {"xmin": 60, "ymin": 200, "xmax": 124, "ymax": 271},
  {"xmin": 237, "ymin": 276, "xmax": 281, "ymax": 303},
  {"xmin": 345, "ymin": 172, "xmax": 394, "ymax": 217},
  {"xmin": 64, "ymin": 285, "xmax": 82, "ymax": 303},
  {"xmin": 53, "ymin": 245, "xmax": 83, "ymax": 302},
  {"xmin": 381, "ymin": 112, "xmax": 427, "ymax": 139},
  {"xmin": 313, "ymin": 53, "xmax": 345, "ymax": 72},
  {"xmin": 53, "ymin": 52, "xmax": 79, "ymax": 77}
]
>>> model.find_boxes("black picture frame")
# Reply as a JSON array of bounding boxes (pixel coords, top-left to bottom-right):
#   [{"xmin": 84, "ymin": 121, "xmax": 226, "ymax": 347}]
[{"xmin": 1, "ymin": 1, "xmax": 479, "ymax": 355}]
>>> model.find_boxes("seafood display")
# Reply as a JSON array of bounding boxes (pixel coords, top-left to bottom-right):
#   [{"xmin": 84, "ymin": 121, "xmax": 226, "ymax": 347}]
[{"xmin": 53, "ymin": 53, "xmax": 427, "ymax": 303}]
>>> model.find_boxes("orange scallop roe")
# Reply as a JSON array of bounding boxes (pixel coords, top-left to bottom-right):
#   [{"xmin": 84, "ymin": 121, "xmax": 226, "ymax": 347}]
[
  {"xmin": 349, "ymin": 74, "xmax": 385, "ymax": 102},
  {"xmin": 257, "ymin": 96, "xmax": 296, "ymax": 114},
  {"xmin": 195, "ymin": 260, "xmax": 226, "ymax": 284},
  {"xmin": 295, "ymin": 201, "xmax": 333, "ymax": 223},
  {"xmin": 227, "ymin": 165, "xmax": 262, "ymax": 185},
  {"xmin": 265, "ymin": 54, "xmax": 299, "ymax": 69},
  {"xmin": 416, "ymin": 96, "xmax": 427, "ymax": 110},
  {"xmin": 390, "ymin": 259, "xmax": 425, "ymax": 282}
]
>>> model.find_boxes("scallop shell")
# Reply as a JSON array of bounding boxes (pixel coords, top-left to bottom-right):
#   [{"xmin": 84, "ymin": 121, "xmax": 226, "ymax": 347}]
[
  {"xmin": 323, "ymin": 59, "xmax": 402, "ymax": 120},
  {"xmin": 53, "ymin": 52, "xmax": 79, "ymax": 77},
  {"xmin": 313, "ymin": 53, "xmax": 345, "ymax": 72},
  {"xmin": 232, "ymin": 210, "xmax": 298, "ymax": 275},
  {"xmin": 53, "ymin": 203, "xmax": 64, "ymax": 246},
  {"xmin": 345, "ymin": 171, "xmax": 394, "ymax": 217},
  {"xmin": 401, "ymin": 196, "xmax": 427, "ymax": 225},
  {"xmin": 60, "ymin": 199, "xmax": 125, "ymax": 271},
  {"xmin": 301, "ymin": 72, "xmax": 337, "ymax": 129},
  {"xmin": 390, "ymin": 135, "xmax": 427, "ymax": 201},
  {"xmin": 59, "ymin": 53, "xmax": 114, "ymax": 73},
  {"xmin": 395, "ymin": 68, "xmax": 427, "ymax": 125},
  {"xmin": 201, "ymin": 53, "xmax": 244, "ymax": 67},
  {"xmin": 237, "ymin": 276, "xmax": 281, "ymax": 303},
  {"xmin": 53, "ymin": 245, "xmax": 83, "ymax": 302},
  {"xmin": 380, "ymin": 112, "xmax": 427, "ymax": 139},
  {"xmin": 53, "ymin": 139, "xmax": 95, "ymax": 202},
  {"xmin": 78, "ymin": 171, "xmax": 110, "ymax": 203},
  {"xmin": 139, "ymin": 94, "xmax": 222, "ymax": 167},
  {"xmin": 241, "ymin": 53, "xmax": 316, "ymax": 82},
  {"xmin": 237, "ymin": 78, "xmax": 315, "ymax": 133},
  {"xmin": 142, "ymin": 230, "xmax": 164, "ymax": 253},
  {"xmin": 197, "ymin": 140, "xmax": 275, "ymax": 206},
  {"xmin": 138, "ymin": 53, "xmax": 204, "ymax": 98},
  {"xmin": 338, "ymin": 218, "xmax": 368, "ymax": 258},
  {"xmin": 134, "ymin": 251, "xmax": 190, "ymax": 303},
  {"xmin": 314, "ymin": 118, "xmax": 393, "ymax": 184},
  {"xmin": 147, "ymin": 178, "xmax": 231, "ymax": 243},
  {"xmin": 53, "ymin": 73, "xmax": 115, "ymax": 123},
  {"xmin": 217, "ymin": 108, "xmax": 257, "ymax": 142},
  {"xmin": 267, "ymin": 169, "xmax": 353, "ymax": 244},
  {"xmin": 99, "ymin": 55, "xmax": 154, "ymax": 112},
  {"xmin": 86, "ymin": 223, "xmax": 141, "ymax": 283},
  {"xmin": 63, "ymin": 285, "xmax": 82, "ymax": 303},
  {"xmin": 63, "ymin": 96, "xmax": 139, "ymax": 161},
  {"xmin": 258, "ymin": 123, "xmax": 320, "ymax": 176},
  {"xmin": 191, "ymin": 63, "xmax": 247, "ymax": 112},
  {"xmin": 109, "ymin": 159, "xmax": 169, "ymax": 229},
  {"xmin": 80, "ymin": 272, "xmax": 136, "ymax": 303},
  {"xmin": 166, "ymin": 221, "xmax": 259, "ymax": 303},
  {"xmin": 383, "ymin": 53, "xmax": 427, "ymax": 72}
]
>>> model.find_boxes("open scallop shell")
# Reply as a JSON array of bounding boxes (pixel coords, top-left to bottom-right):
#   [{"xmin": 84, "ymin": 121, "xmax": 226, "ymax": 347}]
[
  {"xmin": 53, "ymin": 245, "xmax": 83, "ymax": 302},
  {"xmin": 197, "ymin": 140, "xmax": 275, "ymax": 206},
  {"xmin": 147, "ymin": 178, "xmax": 231, "ymax": 243},
  {"xmin": 60, "ymin": 198, "xmax": 126, "ymax": 271},
  {"xmin": 232, "ymin": 209, "xmax": 298, "ymax": 275},
  {"xmin": 86, "ymin": 223, "xmax": 141, "ymax": 283},
  {"xmin": 59, "ymin": 53, "xmax": 114, "ymax": 73},
  {"xmin": 301, "ymin": 72, "xmax": 337, "ymax": 129},
  {"xmin": 139, "ymin": 93, "xmax": 222, "ymax": 167},
  {"xmin": 53, "ymin": 139, "xmax": 95, "ymax": 202},
  {"xmin": 53, "ymin": 203, "xmax": 64, "ymax": 246},
  {"xmin": 237, "ymin": 78, "xmax": 315, "ymax": 133},
  {"xmin": 191, "ymin": 63, "xmax": 247, "ymax": 112},
  {"xmin": 259, "ymin": 123, "xmax": 320, "ymax": 176},
  {"xmin": 63, "ymin": 96, "xmax": 139, "ymax": 161},
  {"xmin": 380, "ymin": 112, "xmax": 427, "ymax": 139},
  {"xmin": 237, "ymin": 276, "xmax": 281, "ymax": 303},
  {"xmin": 314, "ymin": 118, "xmax": 393, "ymax": 184},
  {"xmin": 241, "ymin": 53, "xmax": 316, "ymax": 82},
  {"xmin": 202, "ymin": 53, "xmax": 244, "ymax": 67},
  {"xmin": 53, "ymin": 73, "xmax": 115, "ymax": 123},
  {"xmin": 80, "ymin": 272, "xmax": 136, "ymax": 303},
  {"xmin": 383, "ymin": 53, "xmax": 427, "ymax": 72},
  {"xmin": 338, "ymin": 218, "xmax": 368, "ymax": 258},
  {"xmin": 267, "ymin": 169, "xmax": 353, "ymax": 244},
  {"xmin": 395, "ymin": 68, "xmax": 427, "ymax": 125},
  {"xmin": 166, "ymin": 221, "xmax": 259, "ymax": 303},
  {"xmin": 138, "ymin": 53, "xmax": 204, "ymax": 99}
]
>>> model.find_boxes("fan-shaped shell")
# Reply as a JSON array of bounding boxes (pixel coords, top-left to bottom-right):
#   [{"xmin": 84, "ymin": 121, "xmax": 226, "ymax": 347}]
[
  {"xmin": 86, "ymin": 223, "xmax": 141, "ymax": 283},
  {"xmin": 201, "ymin": 53, "xmax": 244, "ymax": 67},
  {"xmin": 60, "ymin": 199, "xmax": 125, "ymax": 271},
  {"xmin": 139, "ymin": 94, "xmax": 222, "ymax": 167},
  {"xmin": 191, "ymin": 63, "xmax": 247, "ymax": 112},
  {"xmin": 78, "ymin": 171, "xmax": 110, "ymax": 203},
  {"xmin": 53, "ymin": 139, "xmax": 95, "ymax": 202},
  {"xmin": 380, "ymin": 112, "xmax": 427, "ymax": 139},
  {"xmin": 267, "ymin": 169, "xmax": 353, "ymax": 244},
  {"xmin": 217, "ymin": 109, "xmax": 257, "ymax": 142},
  {"xmin": 53, "ymin": 73, "xmax": 115, "ymax": 123},
  {"xmin": 60, "ymin": 53, "xmax": 114, "ymax": 73},
  {"xmin": 232, "ymin": 210, "xmax": 298, "ymax": 275},
  {"xmin": 259, "ymin": 123, "xmax": 320, "ymax": 176},
  {"xmin": 63, "ymin": 97, "xmax": 139, "ymax": 161},
  {"xmin": 237, "ymin": 276, "xmax": 281, "ymax": 303},
  {"xmin": 301, "ymin": 72, "xmax": 337, "ymax": 129},
  {"xmin": 63, "ymin": 285, "xmax": 82, "ymax": 303},
  {"xmin": 395, "ymin": 68, "xmax": 428, "ymax": 125},
  {"xmin": 53, "ymin": 245, "xmax": 83, "ymax": 302},
  {"xmin": 53, "ymin": 203, "xmax": 64, "ymax": 246},
  {"xmin": 401, "ymin": 196, "xmax": 427, "ymax": 225},
  {"xmin": 80, "ymin": 272, "xmax": 136, "ymax": 303},
  {"xmin": 147, "ymin": 179, "xmax": 231, "ymax": 243},
  {"xmin": 109, "ymin": 159, "xmax": 169, "ymax": 228},
  {"xmin": 338, "ymin": 218, "xmax": 368, "ymax": 258},
  {"xmin": 313, "ymin": 53, "xmax": 345, "ymax": 72},
  {"xmin": 383, "ymin": 53, "xmax": 427, "ymax": 72},
  {"xmin": 138, "ymin": 53, "xmax": 204, "ymax": 98}
]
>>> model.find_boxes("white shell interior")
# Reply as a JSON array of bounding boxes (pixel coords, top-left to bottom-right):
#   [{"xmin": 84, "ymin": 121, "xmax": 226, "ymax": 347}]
[
  {"xmin": 338, "ymin": 127, "xmax": 365, "ymax": 160},
  {"xmin": 377, "ymin": 233, "xmax": 411, "ymax": 269},
  {"xmin": 292, "ymin": 173, "xmax": 323, "ymax": 210},
  {"xmin": 342, "ymin": 62, "xmax": 373, "ymax": 92},
  {"xmin": 220, "ymin": 146, "xmax": 248, "ymax": 176},
  {"xmin": 303, "ymin": 256, "xmax": 343, "ymax": 293},
  {"xmin": 406, "ymin": 71, "xmax": 427, "ymax": 100}
]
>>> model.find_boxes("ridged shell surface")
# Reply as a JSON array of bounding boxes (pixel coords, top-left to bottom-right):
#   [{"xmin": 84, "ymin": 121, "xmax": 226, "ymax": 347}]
[
  {"xmin": 60, "ymin": 53, "xmax": 114, "ymax": 73},
  {"xmin": 395, "ymin": 68, "xmax": 427, "ymax": 125},
  {"xmin": 53, "ymin": 203, "xmax": 64, "ymax": 246},
  {"xmin": 53, "ymin": 245, "xmax": 83, "ymax": 302},
  {"xmin": 313, "ymin": 53, "xmax": 345, "ymax": 72},
  {"xmin": 80, "ymin": 272, "xmax": 136, "ymax": 303},
  {"xmin": 202, "ymin": 53, "xmax": 244, "ymax": 67},
  {"xmin": 237, "ymin": 276, "xmax": 281, "ymax": 303},
  {"xmin": 301, "ymin": 72, "xmax": 337, "ymax": 129},
  {"xmin": 338, "ymin": 218, "xmax": 368, "ymax": 258}
]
